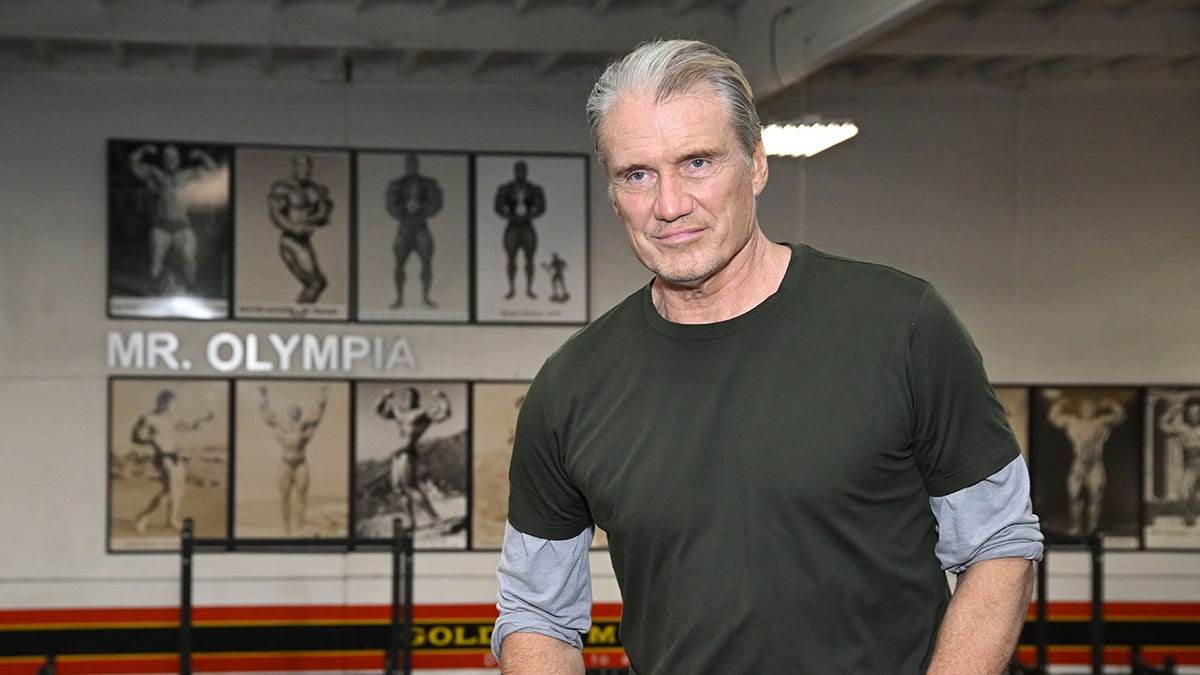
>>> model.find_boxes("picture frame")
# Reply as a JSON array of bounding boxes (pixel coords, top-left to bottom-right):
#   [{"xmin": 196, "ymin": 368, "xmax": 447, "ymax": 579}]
[
  {"xmin": 353, "ymin": 381, "xmax": 469, "ymax": 550},
  {"xmin": 472, "ymin": 153, "xmax": 589, "ymax": 324},
  {"xmin": 1030, "ymin": 386, "xmax": 1143, "ymax": 548},
  {"xmin": 233, "ymin": 147, "xmax": 352, "ymax": 321},
  {"xmin": 994, "ymin": 386, "xmax": 1031, "ymax": 464},
  {"xmin": 108, "ymin": 377, "xmax": 230, "ymax": 552},
  {"xmin": 1143, "ymin": 387, "xmax": 1200, "ymax": 550},
  {"xmin": 470, "ymin": 381, "xmax": 530, "ymax": 550},
  {"xmin": 356, "ymin": 151, "xmax": 472, "ymax": 323},
  {"xmin": 233, "ymin": 379, "xmax": 351, "ymax": 539},
  {"xmin": 106, "ymin": 139, "xmax": 232, "ymax": 319}
]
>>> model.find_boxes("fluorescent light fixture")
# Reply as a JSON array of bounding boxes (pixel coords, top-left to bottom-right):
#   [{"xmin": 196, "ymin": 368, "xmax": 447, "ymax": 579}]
[{"xmin": 761, "ymin": 121, "xmax": 859, "ymax": 157}]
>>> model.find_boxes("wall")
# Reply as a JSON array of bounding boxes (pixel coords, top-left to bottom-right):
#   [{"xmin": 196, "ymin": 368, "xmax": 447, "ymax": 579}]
[{"xmin": 1, "ymin": 66, "xmax": 1199, "ymax": 670}]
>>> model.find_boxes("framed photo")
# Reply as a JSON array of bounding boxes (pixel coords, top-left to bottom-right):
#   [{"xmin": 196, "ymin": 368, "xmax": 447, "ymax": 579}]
[
  {"xmin": 1143, "ymin": 388, "xmax": 1200, "ymax": 549},
  {"xmin": 356, "ymin": 151, "xmax": 471, "ymax": 323},
  {"xmin": 233, "ymin": 380, "xmax": 350, "ymax": 539},
  {"xmin": 994, "ymin": 386, "xmax": 1031, "ymax": 464},
  {"xmin": 470, "ymin": 382, "xmax": 606, "ymax": 550},
  {"xmin": 473, "ymin": 154, "xmax": 589, "ymax": 324},
  {"xmin": 108, "ymin": 377, "xmax": 230, "ymax": 551},
  {"xmin": 233, "ymin": 147, "xmax": 351, "ymax": 321},
  {"xmin": 107, "ymin": 139, "xmax": 231, "ymax": 319},
  {"xmin": 470, "ymin": 382, "xmax": 529, "ymax": 549},
  {"xmin": 353, "ymin": 381, "xmax": 469, "ymax": 549},
  {"xmin": 1030, "ymin": 387, "xmax": 1143, "ymax": 548}
]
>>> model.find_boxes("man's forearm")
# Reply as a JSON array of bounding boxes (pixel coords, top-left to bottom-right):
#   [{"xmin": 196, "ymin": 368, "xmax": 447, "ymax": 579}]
[
  {"xmin": 927, "ymin": 557, "xmax": 1035, "ymax": 675},
  {"xmin": 499, "ymin": 632, "xmax": 584, "ymax": 675}
]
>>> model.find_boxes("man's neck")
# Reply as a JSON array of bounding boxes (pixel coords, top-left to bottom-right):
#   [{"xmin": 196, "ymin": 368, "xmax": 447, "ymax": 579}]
[{"xmin": 651, "ymin": 235, "xmax": 792, "ymax": 325}]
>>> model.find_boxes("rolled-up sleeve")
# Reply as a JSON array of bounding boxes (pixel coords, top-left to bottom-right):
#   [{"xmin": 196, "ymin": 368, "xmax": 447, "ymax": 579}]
[
  {"xmin": 492, "ymin": 521, "xmax": 594, "ymax": 661},
  {"xmin": 930, "ymin": 455, "xmax": 1044, "ymax": 574}
]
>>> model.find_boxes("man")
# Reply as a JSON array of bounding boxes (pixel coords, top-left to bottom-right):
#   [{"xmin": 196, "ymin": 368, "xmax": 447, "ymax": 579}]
[
  {"xmin": 494, "ymin": 160, "xmax": 545, "ymax": 300},
  {"xmin": 541, "ymin": 252, "xmax": 570, "ymax": 303},
  {"xmin": 385, "ymin": 153, "xmax": 444, "ymax": 309},
  {"xmin": 127, "ymin": 143, "xmax": 219, "ymax": 295},
  {"xmin": 375, "ymin": 387, "xmax": 452, "ymax": 531},
  {"xmin": 268, "ymin": 154, "xmax": 333, "ymax": 304},
  {"xmin": 493, "ymin": 40, "xmax": 1042, "ymax": 674},
  {"xmin": 1045, "ymin": 390, "xmax": 1126, "ymax": 536},
  {"xmin": 259, "ymin": 385, "xmax": 328, "ymax": 534},
  {"xmin": 1158, "ymin": 396, "xmax": 1200, "ymax": 526},
  {"xmin": 130, "ymin": 389, "xmax": 214, "ymax": 534}
]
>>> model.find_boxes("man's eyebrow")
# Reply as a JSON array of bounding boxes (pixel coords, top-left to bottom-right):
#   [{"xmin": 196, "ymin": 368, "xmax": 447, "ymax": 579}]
[{"xmin": 608, "ymin": 161, "xmax": 650, "ymax": 178}]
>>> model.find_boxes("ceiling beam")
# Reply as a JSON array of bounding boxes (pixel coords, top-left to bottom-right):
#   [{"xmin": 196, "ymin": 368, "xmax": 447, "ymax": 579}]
[
  {"xmin": 532, "ymin": 50, "xmax": 562, "ymax": 76},
  {"xmin": 1036, "ymin": 0, "xmax": 1083, "ymax": 20},
  {"xmin": 1, "ymin": 0, "xmax": 734, "ymax": 56},
  {"xmin": 735, "ymin": 0, "xmax": 945, "ymax": 102},
  {"xmin": 29, "ymin": 38, "xmax": 53, "ymax": 65},
  {"xmin": 1114, "ymin": 0, "xmax": 1171, "ymax": 17},
  {"xmin": 858, "ymin": 7, "xmax": 1199, "ymax": 59}
]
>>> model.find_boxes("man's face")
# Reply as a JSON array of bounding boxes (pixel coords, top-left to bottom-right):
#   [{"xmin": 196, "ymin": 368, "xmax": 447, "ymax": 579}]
[
  {"xmin": 599, "ymin": 86, "xmax": 767, "ymax": 287},
  {"xmin": 1079, "ymin": 399, "xmax": 1097, "ymax": 418},
  {"xmin": 163, "ymin": 145, "xmax": 181, "ymax": 171},
  {"xmin": 293, "ymin": 156, "xmax": 313, "ymax": 181}
]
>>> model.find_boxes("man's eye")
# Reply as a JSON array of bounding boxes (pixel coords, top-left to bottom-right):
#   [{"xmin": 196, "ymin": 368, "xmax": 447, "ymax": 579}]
[
  {"xmin": 628, "ymin": 170, "xmax": 648, "ymax": 182},
  {"xmin": 689, "ymin": 159, "xmax": 710, "ymax": 169}
]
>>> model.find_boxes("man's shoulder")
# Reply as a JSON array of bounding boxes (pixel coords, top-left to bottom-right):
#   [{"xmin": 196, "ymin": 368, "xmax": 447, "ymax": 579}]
[
  {"xmin": 801, "ymin": 245, "xmax": 929, "ymax": 289},
  {"xmin": 792, "ymin": 244, "xmax": 933, "ymax": 311}
]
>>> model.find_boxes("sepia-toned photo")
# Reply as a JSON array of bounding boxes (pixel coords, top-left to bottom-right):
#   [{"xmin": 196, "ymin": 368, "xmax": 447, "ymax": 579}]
[
  {"xmin": 471, "ymin": 382, "xmax": 606, "ymax": 550},
  {"xmin": 353, "ymin": 381, "xmax": 469, "ymax": 549},
  {"xmin": 994, "ymin": 386, "xmax": 1030, "ymax": 464},
  {"xmin": 233, "ymin": 147, "xmax": 351, "ymax": 321},
  {"xmin": 234, "ymin": 380, "xmax": 350, "ymax": 539},
  {"xmin": 356, "ymin": 151, "xmax": 471, "ymax": 323},
  {"xmin": 108, "ymin": 378, "xmax": 229, "ymax": 551},
  {"xmin": 1030, "ymin": 386, "xmax": 1142, "ymax": 548},
  {"xmin": 1143, "ymin": 387, "xmax": 1200, "ymax": 550},
  {"xmin": 473, "ymin": 154, "xmax": 589, "ymax": 324},
  {"xmin": 470, "ymin": 382, "xmax": 530, "ymax": 549},
  {"xmin": 107, "ymin": 139, "xmax": 231, "ymax": 319}
]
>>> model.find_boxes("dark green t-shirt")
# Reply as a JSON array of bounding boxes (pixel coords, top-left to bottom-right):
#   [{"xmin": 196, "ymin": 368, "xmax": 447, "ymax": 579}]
[{"xmin": 508, "ymin": 244, "xmax": 1019, "ymax": 674}]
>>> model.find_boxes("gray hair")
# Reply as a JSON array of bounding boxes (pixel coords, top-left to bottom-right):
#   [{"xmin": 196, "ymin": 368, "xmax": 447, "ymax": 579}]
[{"xmin": 586, "ymin": 39, "xmax": 762, "ymax": 171}]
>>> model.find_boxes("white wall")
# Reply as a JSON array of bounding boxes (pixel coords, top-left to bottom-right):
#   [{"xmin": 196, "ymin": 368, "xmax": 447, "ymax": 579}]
[{"xmin": 1, "ymin": 66, "xmax": 1198, "ymax": 631}]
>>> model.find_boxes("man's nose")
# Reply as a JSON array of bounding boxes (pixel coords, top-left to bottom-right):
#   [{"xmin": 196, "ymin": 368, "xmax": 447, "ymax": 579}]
[{"xmin": 652, "ymin": 174, "xmax": 694, "ymax": 222}]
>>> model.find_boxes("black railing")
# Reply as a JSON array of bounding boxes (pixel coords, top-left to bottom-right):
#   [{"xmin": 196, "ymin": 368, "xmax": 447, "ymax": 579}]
[{"xmin": 179, "ymin": 517, "xmax": 414, "ymax": 675}]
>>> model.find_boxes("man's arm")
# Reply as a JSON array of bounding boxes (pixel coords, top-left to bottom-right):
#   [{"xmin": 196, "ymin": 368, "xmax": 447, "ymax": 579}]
[
  {"xmin": 128, "ymin": 144, "xmax": 162, "ymax": 184},
  {"xmin": 493, "ymin": 523, "xmax": 592, "ymax": 674},
  {"xmin": 500, "ymin": 633, "xmax": 584, "ymax": 675},
  {"xmin": 258, "ymin": 386, "xmax": 277, "ymax": 428},
  {"xmin": 1100, "ymin": 398, "xmax": 1127, "ymax": 426},
  {"xmin": 130, "ymin": 415, "xmax": 152, "ymax": 445},
  {"xmin": 1046, "ymin": 395, "xmax": 1070, "ymax": 429},
  {"xmin": 429, "ymin": 390, "xmax": 451, "ymax": 422},
  {"xmin": 926, "ymin": 557, "xmax": 1034, "ymax": 675},
  {"xmin": 927, "ymin": 455, "xmax": 1042, "ymax": 673}
]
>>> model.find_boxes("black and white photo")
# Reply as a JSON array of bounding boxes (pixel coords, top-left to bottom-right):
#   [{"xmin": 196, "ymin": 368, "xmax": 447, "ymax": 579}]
[
  {"xmin": 353, "ymin": 381, "xmax": 468, "ymax": 549},
  {"xmin": 1031, "ymin": 386, "xmax": 1142, "ymax": 547},
  {"xmin": 107, "ymin": 139, "xmax": 231, "ymax": 319},
  {"xmin": 1144, "ymin": 387, "xmax": 1200, "ymax": 549},
  {"xmin": 357, "ymin": 151, "xmax": 471, "ymax": 322},
  {"xmin": 473, "ymin": 154, "xmax": 588, "ymax": 324},
  {"xmin": 234, "ymin": 147, "xmax": 351, "ymax": 321}
]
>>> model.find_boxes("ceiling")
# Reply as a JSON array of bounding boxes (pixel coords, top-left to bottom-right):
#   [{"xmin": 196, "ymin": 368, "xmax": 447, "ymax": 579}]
[{"xmin": 0, "ymin": 0, "xmax": 1196, "ymax": 102}]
